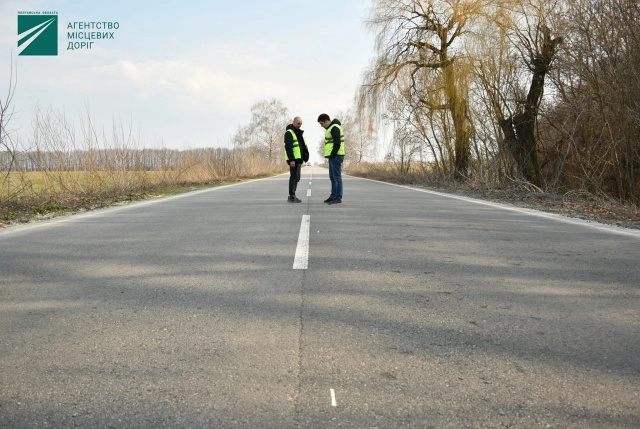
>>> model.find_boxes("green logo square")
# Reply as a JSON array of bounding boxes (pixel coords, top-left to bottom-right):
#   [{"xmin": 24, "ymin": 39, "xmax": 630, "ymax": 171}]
[{"xmin": 18, "ymin": 14, "xmax": 58, "ymax": 56}]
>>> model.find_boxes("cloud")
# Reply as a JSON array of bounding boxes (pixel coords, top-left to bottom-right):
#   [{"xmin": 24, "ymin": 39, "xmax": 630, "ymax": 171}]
[
  {"xmin": 93, "ymin": 58, "xmax": 285, "ymax": 111},
  {"xmin": 91, "ymin": 41, "xmax": 289, "ymax": 112}
]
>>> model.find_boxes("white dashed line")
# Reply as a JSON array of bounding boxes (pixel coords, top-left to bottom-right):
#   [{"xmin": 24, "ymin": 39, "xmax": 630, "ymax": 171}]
[
  {"xmin": 330, "ymin": 389, "xmax": 337, "ymax": 407},
  {"xmin": 293, "ymin": 215, "xmax": 310, "ymax": 270},
  {"xmin": 307, "ymin": 189, "xmax": 311, "ymax": 197}
]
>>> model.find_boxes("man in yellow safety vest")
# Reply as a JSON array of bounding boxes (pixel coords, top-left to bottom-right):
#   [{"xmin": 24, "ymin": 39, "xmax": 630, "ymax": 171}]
[
  {"xmin": 318, "ymin": 113, "xmax": 345, "ymax": 205},
  {"xmin": 284, "ymin": 116, "xmax": 309, "ymax": 203}
]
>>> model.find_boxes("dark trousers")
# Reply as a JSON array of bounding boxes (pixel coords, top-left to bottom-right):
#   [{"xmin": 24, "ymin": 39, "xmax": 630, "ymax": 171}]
[
  {"xmin": 328, "ymin": 156, "xmax": 344, "ymax": 200},
  {"xmin": 289, "ymin": 163, "xmax": 301, "ymax": 196}
]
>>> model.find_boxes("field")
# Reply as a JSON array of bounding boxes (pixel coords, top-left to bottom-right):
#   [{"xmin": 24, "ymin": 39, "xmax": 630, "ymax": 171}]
[
  {"xmin": 1, "ymin": 170, "xmax": 177, "ymax": 196},
  {"xmin": 0, "ymin": 164, "xmax": 286, "ymax": 225}
]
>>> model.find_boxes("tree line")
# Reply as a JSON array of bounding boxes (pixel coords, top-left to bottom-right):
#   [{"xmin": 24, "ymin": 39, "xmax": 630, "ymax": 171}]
[{"xmin": 355, "ymin": 0, "xmax": 640, "ymax": 204}]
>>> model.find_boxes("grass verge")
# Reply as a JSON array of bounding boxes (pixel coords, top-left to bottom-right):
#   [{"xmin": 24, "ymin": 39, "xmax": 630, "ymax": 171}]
[{"xmin": 0, "ymin": 173, "xmax": 280, "ymax": 228}]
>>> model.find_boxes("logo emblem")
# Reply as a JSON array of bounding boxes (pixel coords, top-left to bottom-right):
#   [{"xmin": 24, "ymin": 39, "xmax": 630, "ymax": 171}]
[{"xmin": 18, "ymin": 14, "xmax": 58, "ymax": 56}]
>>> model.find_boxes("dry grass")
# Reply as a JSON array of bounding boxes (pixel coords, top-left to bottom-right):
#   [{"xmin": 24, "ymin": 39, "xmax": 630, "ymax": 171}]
[
  {"xmin": 0, "ymin": 107, "xmax": 289, "ymax": 225},
  {"xmin": 1, "ymin": 156, "xmax": 286, "ymax": 226},
  {"xmin": 0, "ymin": 166, "xmax": 285, "ymax": 227},
  {"xmin": 2, "ymin": 170, "xmax": 167, "ymax": 195}
]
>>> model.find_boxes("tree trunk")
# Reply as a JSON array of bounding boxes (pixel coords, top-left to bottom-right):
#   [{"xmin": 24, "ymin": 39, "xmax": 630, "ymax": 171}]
[
  {"xmin": 513, "ymin": 112, "xmax": 541, "ymax": 186},
  {"xmin": 443, "ymin": 58, "xmax": 471, "ymax": 179},
  {"xmin": 452, "ymin": 98, "xmax": 471, "ymax": 179},
  {"xmin": 502, "ymin": 26, "xmax": 562, "ymax": 188},
  {"xmin": 500, "ymin": 117, "xmax": 524, "ymax": 174}
]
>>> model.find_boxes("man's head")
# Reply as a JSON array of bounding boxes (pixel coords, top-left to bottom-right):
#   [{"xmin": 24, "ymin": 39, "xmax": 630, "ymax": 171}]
[
  {"xmin": 292, "ymin": 116, "xmax": 302, "ymax": 129},
  {"xmin": 317, "ymin": 113, "xmax": 331, "ymax": 129}
]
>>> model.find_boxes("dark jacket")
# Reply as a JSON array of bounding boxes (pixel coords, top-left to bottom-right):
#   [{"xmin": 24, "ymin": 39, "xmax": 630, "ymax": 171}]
[
  {"xmin": 325, "ymin": 118, "xmax": 343, "ymax": 159},
  {"xmin": 284, "ymin": 124, "xmax": 309, "ymax": 163}
]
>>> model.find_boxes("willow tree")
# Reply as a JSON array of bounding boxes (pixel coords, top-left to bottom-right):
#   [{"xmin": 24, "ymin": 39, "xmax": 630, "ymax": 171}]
[{"xmin": 359, "ymin": 0, "xmax": 487, "ymax": 179}]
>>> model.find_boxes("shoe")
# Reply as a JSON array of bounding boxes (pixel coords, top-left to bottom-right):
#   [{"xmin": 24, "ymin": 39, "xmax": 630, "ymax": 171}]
[
  {"xmin": 324, "ymin": 197, "xmax": 334, "ymax": 203},
  {"xmin": 288, "ymin": 196, "xmax": 301, "ymax": 203},
  {"xmin": 294, "ymin": 197, "xmax": 302, "ymax": 202},
  {"xmin": 327, "ymin": 199, "xmax": 342, "ymax": 205}
]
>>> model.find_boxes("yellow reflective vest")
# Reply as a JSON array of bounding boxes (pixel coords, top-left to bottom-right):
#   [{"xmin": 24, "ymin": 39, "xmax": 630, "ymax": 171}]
[
  {"xmin": 324, "ymin": 124, "xmax": 345, "ymax": 157},
  {"xmin": 284, "ymin": 129, "xmax": 302, "ymax": 161}
]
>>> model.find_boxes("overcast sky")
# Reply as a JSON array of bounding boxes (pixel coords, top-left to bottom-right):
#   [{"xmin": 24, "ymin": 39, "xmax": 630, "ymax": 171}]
[{"xmin": 0, "ymin": 0, "xmax": 375, "ymax": 160}]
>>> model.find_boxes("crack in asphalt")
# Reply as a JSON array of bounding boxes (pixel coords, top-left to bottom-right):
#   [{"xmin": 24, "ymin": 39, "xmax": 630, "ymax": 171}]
[{"xmin": 293, "ymin": 170, "xmax": 312, "ymax": 428}]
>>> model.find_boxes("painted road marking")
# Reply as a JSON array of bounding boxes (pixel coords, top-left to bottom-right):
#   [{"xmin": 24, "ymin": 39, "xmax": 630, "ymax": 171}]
[
  {"xmin": 330, "ymin": 389, "xmax": 337, "ymax": 407},
  {"xmin": 307, "ymin": 189, "xmax": 311, "ymax": 197},
  {"xmin": 293, "ymin": 215, "xmax": 310, "ymax": 270}
]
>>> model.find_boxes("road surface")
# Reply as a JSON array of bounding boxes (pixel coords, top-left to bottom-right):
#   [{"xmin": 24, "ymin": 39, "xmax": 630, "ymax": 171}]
[{"xmin": 1, "ymin": 166, "xmax": 639, "ymax": 428}]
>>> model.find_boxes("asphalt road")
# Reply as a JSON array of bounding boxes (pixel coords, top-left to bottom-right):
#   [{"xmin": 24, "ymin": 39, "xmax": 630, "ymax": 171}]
[{"xmin": 1, "ymin": 166, "xmax": 639, "ymax": 428}]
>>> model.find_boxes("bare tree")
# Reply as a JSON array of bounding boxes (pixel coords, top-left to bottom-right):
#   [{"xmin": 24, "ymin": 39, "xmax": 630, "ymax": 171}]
[
  {"xmin": 233, "ymin": 98, "xmax": 289, "ymax": 164},
  {"xmin": 492, "ymin": 0, "xmax": 563, "ymax": 188},
  {"xmin": 388, "ymin": 124, "xmax": 423, "ymax": 174},
  {"xmin": 548, "ymin": 0, "xmax": 640, "ymax": 203},
  {"xmin": 336, "ymin": 109, "xmax": 377, "ymax": 164},
  {"xmin": 0, "ymin": 56, "xmax": 26, "ymax": 208}
]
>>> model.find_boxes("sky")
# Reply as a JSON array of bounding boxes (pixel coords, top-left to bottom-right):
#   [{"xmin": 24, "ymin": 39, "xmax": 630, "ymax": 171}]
[{"xmin": 0, "ymin": 0, "xmax": 376, "ymax": 162}]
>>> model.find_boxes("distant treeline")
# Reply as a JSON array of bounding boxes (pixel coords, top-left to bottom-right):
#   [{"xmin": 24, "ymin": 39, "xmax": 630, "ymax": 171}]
[{"xmin": 0, "ymin": 147, "xmax": 235, "ymax": 172}]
